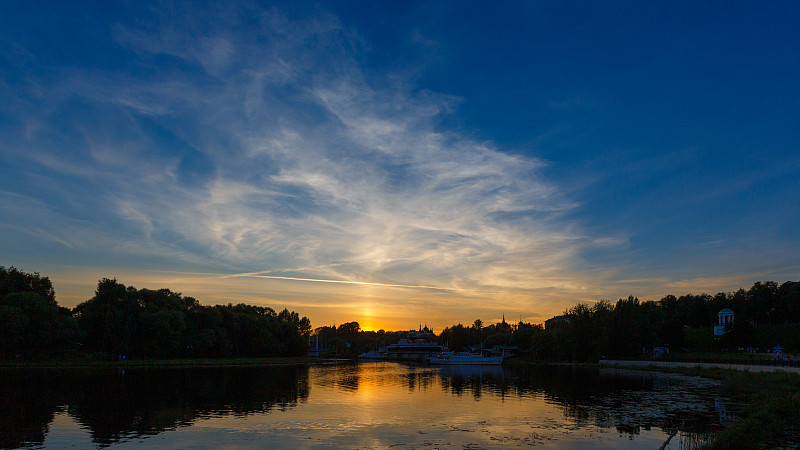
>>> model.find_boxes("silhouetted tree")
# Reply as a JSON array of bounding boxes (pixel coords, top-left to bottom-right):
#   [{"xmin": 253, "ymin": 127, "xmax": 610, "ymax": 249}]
[
  {"xmin": 0, "ymin": 269, "xmax": 80, "ymax": 358},
  {"xmin": 73, "ymin": 279, "xmax": 309, "ymax": 359}
]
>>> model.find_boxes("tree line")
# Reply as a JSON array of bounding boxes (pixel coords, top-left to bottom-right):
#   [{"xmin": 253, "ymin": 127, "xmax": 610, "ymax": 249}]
[
  {"xmin": 436, "ymin": 280, "xmax": 800, "ymax": 362},
  {"xmin": 4, "ymin": 265, "xmax": 799, "ymax": 362},
  {"xmin": 229, "ymin": 279, "xmax": 800, "ymax": 362},
  {"xmin": 1, "ymin": 267, "xmax": 311, "ymax": 359},
  {"xmin": 311, "ymin": 321, "xmax": 399, "ymax": 357}
]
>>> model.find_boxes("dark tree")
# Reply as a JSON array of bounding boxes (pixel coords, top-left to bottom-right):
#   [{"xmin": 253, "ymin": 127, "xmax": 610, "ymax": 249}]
[
  {"xmin": 0, "ymin": 268, "xmax": 81, "ymax": 358},
  {"xmin": 0, "ymin": 266, "xmax": 56, "ymax": 302}
]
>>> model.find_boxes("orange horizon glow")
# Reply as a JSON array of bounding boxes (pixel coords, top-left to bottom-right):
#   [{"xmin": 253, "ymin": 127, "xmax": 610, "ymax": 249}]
[{"xmin": 33, "ymin": 263, "xmax": 771, "ymax": 335}]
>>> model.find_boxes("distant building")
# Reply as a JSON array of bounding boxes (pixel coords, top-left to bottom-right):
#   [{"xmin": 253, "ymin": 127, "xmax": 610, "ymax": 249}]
[
  {"xmin": 496, "ymin": 314, "xmax": 513, "ymax": 334},
  {"xmin": 714, "ymin": 308, "xmax": 735, "ymax": 336},
  {"xmin": 384, "ymin": 338, "xmax": 443, "ymax": 361},
  {"xmin": 545, "ymin": 315, "xmax": 569, "ymax": 330},
  {"xmin": 408, "ymin": 324, "xmax": 434, "ymax": 338}
]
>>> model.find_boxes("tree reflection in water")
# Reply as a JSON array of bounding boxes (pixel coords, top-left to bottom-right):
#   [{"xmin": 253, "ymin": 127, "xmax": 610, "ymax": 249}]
[
  {"xmin": 1, "ymin": 363, "xmax": 734, "ymax": 449},
  {"xmin": 434, "ymin": 364, "xmax": 731, "ymax": 443},
  {"xmin": 0, "ymin": 365, "xmax": 309, "ymax": 448},
  {"xmin": 1, "ymin": 370, "xmax": 65, "ymax": 448}
]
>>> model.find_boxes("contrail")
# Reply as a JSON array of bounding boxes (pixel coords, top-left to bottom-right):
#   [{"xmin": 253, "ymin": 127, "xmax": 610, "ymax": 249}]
[
  {"xmin": 143, "ymin": 269, "xmax": 454, "ymax": 291},
  {"xmin": 135, "ymin": 269, "xmax": 450, "ymax": 291},
  {"xmin": 242, "ymin": 274, "xmax": 449, "ymax": 291}
]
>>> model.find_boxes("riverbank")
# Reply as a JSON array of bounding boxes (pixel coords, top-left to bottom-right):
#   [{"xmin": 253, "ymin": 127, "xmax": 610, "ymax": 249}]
[
  {"xmin": 0, "ymin": 356, "xmax": 351, "ymax": 369},
  {"xmin": 601, "ymin": 358, "xmax": 800, "ymax": 374},
  {"xmin": 600, "ymin": 361, "xmax": 800, "ymax": 449}
]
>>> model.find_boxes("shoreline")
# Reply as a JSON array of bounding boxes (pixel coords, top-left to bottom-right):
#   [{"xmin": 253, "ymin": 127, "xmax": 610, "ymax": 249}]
[
  {"xmin": 595, "ymin": 360, "xmax": 800, "ymax": 448},
  {"xmin": 600, "ymin": 358, "xmax": 800, "ymax": 374},
  {"xmin": 0, "ymin": 356, "xmax": 354, "ymax": 369}
]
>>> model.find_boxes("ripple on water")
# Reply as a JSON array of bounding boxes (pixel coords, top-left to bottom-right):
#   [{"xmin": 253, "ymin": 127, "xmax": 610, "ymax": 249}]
[{"xmin": 0, "ymin": 363, "xmax": 737, "ymax": 449}]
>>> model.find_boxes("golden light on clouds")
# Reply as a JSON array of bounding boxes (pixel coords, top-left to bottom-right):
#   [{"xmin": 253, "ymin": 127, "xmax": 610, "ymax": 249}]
[
  {"xmin": 3, "ymin": 1, "xmax": 799, "ymax": 347},
  {"xmin": 35, "ymin": 261, "xmax": 783, "ymax": 332}
]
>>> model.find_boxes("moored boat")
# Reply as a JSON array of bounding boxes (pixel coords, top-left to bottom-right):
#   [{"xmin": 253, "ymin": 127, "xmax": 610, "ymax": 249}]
[
  {"xmin": 358, "ymin": 348, "xmax": 387, "ymax": 360},
  {"xmin": 384, "ymin": 339, "xmax": 444, "ymax": 361}
]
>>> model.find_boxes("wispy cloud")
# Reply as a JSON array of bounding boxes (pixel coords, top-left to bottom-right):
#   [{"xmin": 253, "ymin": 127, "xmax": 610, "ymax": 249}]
[
  {"xmin": 1, "ymin": 1, "xmax": 796, "ymax": 330},
  {"xmin": 0, "ymin": 4, "xmax": 623, "ymax": 326},
  {"xmin": 84, "ymin": 7, "xmax": 595, "ymax": 290}
]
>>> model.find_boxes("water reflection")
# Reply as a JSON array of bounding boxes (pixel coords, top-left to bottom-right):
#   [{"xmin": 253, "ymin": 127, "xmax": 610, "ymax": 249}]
[
  {"xmin": 1, "ymin": 370, "xmax": 62, "ymax": 448},
  {"xmin": 1, "ymin": 362, "xmax": 735, "ymax": 449},
  {"xmin": 432, "ymin": 364, "xmax": 731, "ymax": 439},
  {"xmin": 1, "ymin": 366, "xmax": 309, "ymax": 448}
]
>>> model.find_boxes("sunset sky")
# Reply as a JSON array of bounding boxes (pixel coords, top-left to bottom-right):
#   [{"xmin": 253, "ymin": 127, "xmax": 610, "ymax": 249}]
[{"xmin": 2, "ymin": 1, "xmax": 799, "ymax": 331}]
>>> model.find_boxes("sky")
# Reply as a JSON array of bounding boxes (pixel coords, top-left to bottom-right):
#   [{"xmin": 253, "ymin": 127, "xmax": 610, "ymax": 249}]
[{"xmin": 1, "ymin": 1, "xmax": 799, "ymax": 332}]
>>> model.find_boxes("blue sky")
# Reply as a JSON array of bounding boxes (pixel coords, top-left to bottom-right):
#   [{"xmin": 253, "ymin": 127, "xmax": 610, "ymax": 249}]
[{"xmin": 1, "ymin": 1, "xmax": 799, "ymax": 330}]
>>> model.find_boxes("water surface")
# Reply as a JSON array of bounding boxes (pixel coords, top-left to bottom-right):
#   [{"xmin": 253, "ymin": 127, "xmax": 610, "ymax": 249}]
[{"xmin": 1, "ymin": 362, "xmax": 735, "ymax": 448}]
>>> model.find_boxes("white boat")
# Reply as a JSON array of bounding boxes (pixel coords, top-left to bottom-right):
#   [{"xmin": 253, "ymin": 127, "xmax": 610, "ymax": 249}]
[
  {"xmin": 358, "ymin": 349, "xmax": 386, "ymax": 360},
  {"xmin": 384, "ymin": 339, "xmax": 444, "ymax": 361},
  {"xmin": 427, "ymin": 351, "xmax": 503, "ymax": 365}
]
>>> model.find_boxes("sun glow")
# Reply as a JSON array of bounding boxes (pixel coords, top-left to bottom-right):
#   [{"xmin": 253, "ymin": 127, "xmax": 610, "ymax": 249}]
[{"xmin": 358, "ymin": 292, "xmax": 379, "ymax": 332}]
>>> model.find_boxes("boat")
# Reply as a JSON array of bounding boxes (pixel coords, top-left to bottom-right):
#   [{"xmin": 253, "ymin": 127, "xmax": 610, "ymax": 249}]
[
  {"xmin": 383, "ymin": 339, "xmax": 445, "ymax": 361},
  {"xmin": 358, "ymin": 347, "xmax": 387, "ymax": 360},
  {"xmin": 427, "ymin": 351, "xmax": 503, "ymax": 365}
]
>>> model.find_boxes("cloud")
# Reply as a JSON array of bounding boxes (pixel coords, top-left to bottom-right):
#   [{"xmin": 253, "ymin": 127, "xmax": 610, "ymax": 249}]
[
  {"xmin": 0, "ymin": 3, "xmax": 631, "ymax": 327},
  {"xmin": 110, "ymin": 8, "xmax": 587, "ymax": 281}
]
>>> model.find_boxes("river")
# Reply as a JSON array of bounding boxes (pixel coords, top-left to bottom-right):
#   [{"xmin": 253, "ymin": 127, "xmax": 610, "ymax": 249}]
[{"xmin": 1, "ymin": 362, "xmax": 736, "ymax": 448}]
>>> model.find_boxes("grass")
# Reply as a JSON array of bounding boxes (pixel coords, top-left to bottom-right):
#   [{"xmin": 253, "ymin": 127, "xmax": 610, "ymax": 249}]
[
  {"xmin": 660, "ymin": 351, "xmax": 776, "ymax": 363},
  {"xmin": 602, "ymin": 363, "xmax": 800, "ymax": 448},
  {"xmin": 711, "ymin": 369, "xmax": 800, "ymax": 449}
]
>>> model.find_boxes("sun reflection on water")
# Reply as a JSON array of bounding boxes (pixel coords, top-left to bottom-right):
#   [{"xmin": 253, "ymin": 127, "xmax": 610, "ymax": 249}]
[{"xmin": 2, "ymin": 363, "xmax": 735, "ymax": 449}]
